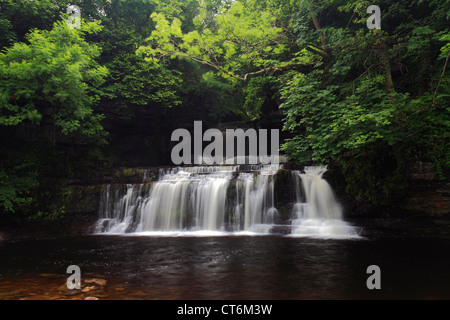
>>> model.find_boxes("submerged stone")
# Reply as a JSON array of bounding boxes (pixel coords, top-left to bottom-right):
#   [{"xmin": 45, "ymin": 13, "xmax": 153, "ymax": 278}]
[
  {"xmin": 84, "ymin": 278, "xmax": 107, "ymax": 286},
  {"xmin": 81, "ymin": 286, "xmax": 99, "ymax": 293}
]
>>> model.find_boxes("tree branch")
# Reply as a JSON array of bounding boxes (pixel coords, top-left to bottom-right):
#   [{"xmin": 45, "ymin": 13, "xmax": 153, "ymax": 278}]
[
  {"xmin": 241, "ymin": 63, "xmax": 315, "ymax": 81},
  {"xmin": 309, "ymin": 8, "xmax": 327, "ymax": 51},
  {"xmin": 306, "ymin": 45, "xmax": 329, "ymax": 58},
  {"xmin": 176, "ymin": 51, "xmax": 315, "ymax": 81},
  {"xmin": 432, "ymin": 54, "xmax": 449, "ymax": 107}
]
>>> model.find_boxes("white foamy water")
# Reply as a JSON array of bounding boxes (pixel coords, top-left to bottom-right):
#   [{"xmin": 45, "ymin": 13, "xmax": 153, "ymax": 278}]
[
  {"xmin": 94, "ymin": 165, "xmax": 361, "ymax": 239},
  {"xmin": 290, "ymin": 166, "xmax": 361, "ymax": 239},
  {"xmin": 95, "ymin": 165, "xmax": 280, "ymax": 234}
]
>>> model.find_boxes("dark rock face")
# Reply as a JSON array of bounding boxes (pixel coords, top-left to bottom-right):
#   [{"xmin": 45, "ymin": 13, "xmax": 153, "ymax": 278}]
[
  {"xmin": 406, "ymin": 161, "xmax": 435, "ymax": 181},
  {"xmin": 274, "ymin": 169, "xmax": 296, "ymax": 221},
  {"xmin": 399, "ymin": 182, "xmax": 450, "ymax": 217},
  {"xmin": 0, "ymin": 184, "xmax": 103, "ymax": 242},
  {"xmin": 395, "ymin": 160, "xmax": 449, "ymax": 217},
  {"xmin": 300, "ymin": 161, "xmax": 449, "ymax": 218}
]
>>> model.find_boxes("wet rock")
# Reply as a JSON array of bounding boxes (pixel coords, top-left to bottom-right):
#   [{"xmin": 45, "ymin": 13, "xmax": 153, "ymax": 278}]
[
  {"xmin": 84, "ymin": 278, "xmax": 107, "ymax": 286},
  {"xmin": 0, "ymin": 231, "xmax": 10, "ymax": 243},
  {"xmin": 57, "ymin": 283, "xmax": 82, "ymax": 296},
  {"xmin": 269, "ymin": 225, "xmax": 291, "ymax": 235},
  {"xmin": 81, "ymin": 286, "xmax": 98, "ymax": 293}
]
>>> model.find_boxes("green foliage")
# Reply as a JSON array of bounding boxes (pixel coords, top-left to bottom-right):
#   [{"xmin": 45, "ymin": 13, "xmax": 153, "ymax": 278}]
[
  {"xmin": 242, "ymin": 76, "xmax": 279, "ymax": 120},
  {"xmin": 137, "ymin": 0, "xmax": 304, "ymax": 119},
  {"xmin": 138, "ymin": 0, "xmax": 292, "ymax": 81},
  {"xmin": 281, "ymin": 72, "xmax": 407, "ymax": 162},
  {"xmin": 105, "ymin": 54, "xmax": 182, "ymax": 108},
  {"xmin": 280, "ymin": 0, "xmax": 449, "ymax": 204},
  {"xmin": 0, "ymin": 17, "xmax": 17, "ymax": 49},
  {"xmin": 0, "ymin": 162, "xmax": 38, "ymax": 214},
  {"xmin": 0, "ymin": 19, "xmax": 108, "ymax": 143},
  {"xmin": 0, "ymin": 14, "xmax": 110, "ymax": 217},
  {"xmin": 90, "ymin": 0, "xmax": 187, "ymax": 110},
  {"xmin": 0, "ymin": 0, "xmax": 65, "ymax": 49},
  {"xmin": 195, "ymin": 71, "xmax": 243, "ymax": 119}
]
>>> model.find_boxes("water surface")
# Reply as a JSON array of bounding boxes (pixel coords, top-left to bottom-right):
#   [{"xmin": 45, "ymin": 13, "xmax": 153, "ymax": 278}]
[{"xmin": 0, "ymin": 230, "xmax": 449, "ymax": 300}]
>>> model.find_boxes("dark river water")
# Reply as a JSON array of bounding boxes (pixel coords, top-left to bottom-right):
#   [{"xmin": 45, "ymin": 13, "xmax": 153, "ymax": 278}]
[{"xmin": 0, "ymin": 220, "xmax": 449, "ymax": 300}]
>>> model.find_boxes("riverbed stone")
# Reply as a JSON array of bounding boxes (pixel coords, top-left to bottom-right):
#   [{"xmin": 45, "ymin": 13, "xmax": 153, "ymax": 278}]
[
  {"xmin": 57, "ymin": 283, "xmax": 82, "ymax": 296},
  {"xmin": 81, "ymin": 285, "xmax": 99, "ymax": 293},
  {"xmin": 84, "ymin": 278, "xmax": 107, "ymax": 286}
]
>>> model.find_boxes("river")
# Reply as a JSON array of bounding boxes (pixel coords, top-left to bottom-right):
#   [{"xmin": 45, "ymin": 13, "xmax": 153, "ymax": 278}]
[{"xmin": 0, "ymin": 223, "xmax": 449, "ymax": 300}]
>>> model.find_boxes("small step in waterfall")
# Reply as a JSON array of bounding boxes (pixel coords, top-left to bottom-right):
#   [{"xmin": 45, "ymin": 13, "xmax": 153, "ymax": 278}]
[{"xmin": 94, "ymin": 165, "xmax": 360, "ymax": 238}]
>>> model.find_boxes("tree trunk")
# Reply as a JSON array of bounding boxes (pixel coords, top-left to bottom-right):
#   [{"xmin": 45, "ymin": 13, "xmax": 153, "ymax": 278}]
[{"xmin": 309, "ymin": 8, "xmax": 327, "ymax": 51}]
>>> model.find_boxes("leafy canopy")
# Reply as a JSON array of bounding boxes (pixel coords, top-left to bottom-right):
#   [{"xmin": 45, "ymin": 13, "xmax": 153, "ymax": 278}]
[
  {"xmin": 138, "ymin": 0, "xmax": 297, "ymax": 81},
  {"xmin": 0, "ymin": 19, "xmax": 109, "ymax": 142}
]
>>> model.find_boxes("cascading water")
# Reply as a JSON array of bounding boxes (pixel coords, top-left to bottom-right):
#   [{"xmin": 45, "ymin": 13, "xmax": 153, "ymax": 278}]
[
  {"xmin": 95, "ymin": 165, "xmax": 280, "ymax": 235},
  {"xmin": 239, "ymin": 168, "xmax": 278, "ymax": 233},
  {"xmin": 137, "ymin": 168, "xmax": 231, "ymax": 232},
  {"xmin": 290, "ymin": 166, "xmax": 360, "ymax": 239},
  {"xmin": 94, "ymin": 164, "xmax": 361, "ymax": 238},
  {"xmin": 97, "ymin": 183, "xmax": 151, "ymax": 234}
]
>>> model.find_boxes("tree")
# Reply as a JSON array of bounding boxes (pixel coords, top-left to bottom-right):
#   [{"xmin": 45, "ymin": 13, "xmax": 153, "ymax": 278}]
[
  {"xmin": 137, "ymin": 0, "xmax": 305, "ymax": 82},
  {"xmin": 280, "ymin": 0, "xmax": 449, "ymax": 203},
  {"xmin": 0, "ymin": 19, "xmax": 108, "ymax": 215},
  {"xmin": 0, "ymin": 20, "xmax": 109, "ymax": 144},
  {"xmin": 137, "ymin": 0, "xmax": 309, "ymax": 120},
  {"xmin": 87, "ymin": 0, "xmax": 187, "ymax": 111},
  {"xmin": 0, "ymin": 0, "xmax": 61, "ymax": 49}
]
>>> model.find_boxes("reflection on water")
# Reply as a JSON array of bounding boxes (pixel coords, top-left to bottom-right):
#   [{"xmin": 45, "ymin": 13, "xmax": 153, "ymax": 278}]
[{"xmin": 0, "ymin": 233, "xmax": 449, "ymax": 300}]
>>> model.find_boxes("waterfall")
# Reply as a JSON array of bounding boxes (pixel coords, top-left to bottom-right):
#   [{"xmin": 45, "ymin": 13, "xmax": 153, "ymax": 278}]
[
  {"xmin": 94, "ymin": 165, "xmax": 361, "ymax": 238},
  {"xmin": 94, "ymin": 165, "xmax": 280, "ymax": 235},
  {"xmin": 137, "ymin": 169, "xmax": 231, "ymax": 232},
  {"xmin": 290, "ymin": 166, "xmax": 360, "ymax": 238},
  {"xmin": 96, "ymin": 183, "xmax": 150, "ymax": 234},
  {"xmin": 240, "ymin": 169, "xmax": 278, "ymax": 233}
]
